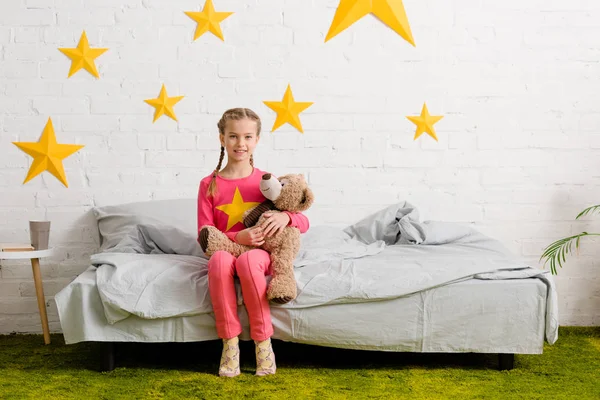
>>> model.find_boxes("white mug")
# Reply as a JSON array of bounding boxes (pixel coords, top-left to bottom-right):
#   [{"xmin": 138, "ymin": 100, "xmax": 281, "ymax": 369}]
[{"xmin": 29, "ymin": 220, "xmax": 51, "ymax": 250}]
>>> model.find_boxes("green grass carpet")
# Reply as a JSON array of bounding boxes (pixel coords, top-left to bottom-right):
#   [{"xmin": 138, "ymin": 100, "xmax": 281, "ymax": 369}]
[{"xmin": 1, "ymin": 327, "xmax": 599, "ymax": 399}]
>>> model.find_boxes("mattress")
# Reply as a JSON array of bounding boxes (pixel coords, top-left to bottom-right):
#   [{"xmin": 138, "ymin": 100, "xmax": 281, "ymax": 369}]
[{"xmin": 56, "ymin": 266, "xmax": 548, "ymax": 354}]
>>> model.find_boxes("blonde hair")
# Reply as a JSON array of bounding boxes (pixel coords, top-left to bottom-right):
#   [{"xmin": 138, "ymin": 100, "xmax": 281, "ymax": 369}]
[{"xmin": 207, "ymin": 108, "xmax": 262, "ymax": 197}]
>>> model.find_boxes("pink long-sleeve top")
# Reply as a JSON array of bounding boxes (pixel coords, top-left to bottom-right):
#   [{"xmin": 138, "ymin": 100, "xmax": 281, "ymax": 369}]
[{"xmin": 197, "ymin": 167, "xmax": 310, "ymax": 242}]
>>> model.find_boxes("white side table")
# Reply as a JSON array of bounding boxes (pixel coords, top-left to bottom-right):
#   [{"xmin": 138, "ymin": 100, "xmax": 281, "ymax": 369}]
[{"xmin": 0, "ymin": 247, "xmax": 55, "ymax": 344}]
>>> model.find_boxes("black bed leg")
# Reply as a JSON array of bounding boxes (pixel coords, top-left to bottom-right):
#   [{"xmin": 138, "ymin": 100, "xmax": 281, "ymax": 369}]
[
  {"xmin": 498, "ymin": 353, "xmax": 514, "ymax": 370},
  {"xmin": 101, "ymin": 342, "xmax": 116, "ymax": 372}
]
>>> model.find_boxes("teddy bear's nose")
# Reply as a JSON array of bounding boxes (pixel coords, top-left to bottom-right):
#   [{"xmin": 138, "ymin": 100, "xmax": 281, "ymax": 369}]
[{"xmin": 262, "ymin": 173, "xmax": 271, "ymax": 180}]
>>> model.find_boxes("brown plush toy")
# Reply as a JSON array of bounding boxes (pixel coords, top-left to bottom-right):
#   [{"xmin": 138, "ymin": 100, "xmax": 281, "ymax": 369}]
[{"xmin": 198, "ymin": 173, "xmax": 314, "ymax": 304}]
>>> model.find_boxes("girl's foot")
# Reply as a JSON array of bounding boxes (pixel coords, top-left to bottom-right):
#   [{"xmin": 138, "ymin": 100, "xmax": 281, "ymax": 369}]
[
  {"xmin": 255, "ymin": 338, "xmax": 276, "ymax": 376},
  {"xmin": 219, "ymin": 336, "xmax": 240, "ymax": 377}
]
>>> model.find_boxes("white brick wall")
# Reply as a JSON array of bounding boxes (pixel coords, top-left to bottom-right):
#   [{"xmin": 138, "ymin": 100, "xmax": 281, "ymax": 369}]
[{"xmin": 1, "ymin": 0, "xmax": 599, "ymax": 333}]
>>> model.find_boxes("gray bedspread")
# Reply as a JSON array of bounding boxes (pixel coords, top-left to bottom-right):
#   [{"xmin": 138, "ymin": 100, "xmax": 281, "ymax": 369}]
[{"xmin": 91, "ymin": 201, "xmax": 558, "ymax": 344}]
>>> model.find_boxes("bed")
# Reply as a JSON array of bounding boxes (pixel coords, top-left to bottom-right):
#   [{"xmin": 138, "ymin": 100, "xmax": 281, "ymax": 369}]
[{"xmin": 54, "ymin": 198, "xmax": 558, "ymax": 372}]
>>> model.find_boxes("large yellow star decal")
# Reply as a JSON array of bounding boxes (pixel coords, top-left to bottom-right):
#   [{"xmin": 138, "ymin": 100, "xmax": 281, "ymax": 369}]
[
  {"xmin": 216, "ymin": 188, "xmax": 261, "ymax": 231},
  {"xmin": 58, "ymin": 31, "xmax": 108, "ymax": 78},
  {"xmin": 13, "ymin": 118, "xmax": 84, "ymax": 187},
  {"xmin": 185, "ymin": 0, "xmax": 234, "ymax": 41},
  {"xmin": 325, "ymin": 0, "xmax": 415, "ymax": 46},
  {"xmin": 407, "ymin": 103, "xmax": 444, "ymax": 142},
  {"xmin": 144, "ymin": 84, "xmax": 184, "ymax": 123},
  {"xmin": 263, "ymin": 84, "xmax": 313, "ymax": 133}
]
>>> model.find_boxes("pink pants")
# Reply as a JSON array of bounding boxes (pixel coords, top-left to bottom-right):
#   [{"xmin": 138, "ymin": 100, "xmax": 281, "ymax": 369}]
[{"xmin": 207, "ymin": 249, "xmax": 273, "ymax": 341}]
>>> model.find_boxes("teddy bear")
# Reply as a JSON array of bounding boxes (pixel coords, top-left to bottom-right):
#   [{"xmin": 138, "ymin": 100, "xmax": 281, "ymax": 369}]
[{"xmin": 198, "ymin": 173, "xmax": 314, "ymax": 304}]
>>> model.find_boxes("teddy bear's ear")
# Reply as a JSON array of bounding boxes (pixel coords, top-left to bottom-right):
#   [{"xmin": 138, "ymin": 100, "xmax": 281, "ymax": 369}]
[{"xmin": 298, "ymin": 187, "xmax": 315, "ymax": 210}]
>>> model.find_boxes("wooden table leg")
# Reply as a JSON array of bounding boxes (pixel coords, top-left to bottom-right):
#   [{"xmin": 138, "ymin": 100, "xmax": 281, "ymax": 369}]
[{"xmin": 30, "ymin": 258, "xmax": 51, "ymax": 345}]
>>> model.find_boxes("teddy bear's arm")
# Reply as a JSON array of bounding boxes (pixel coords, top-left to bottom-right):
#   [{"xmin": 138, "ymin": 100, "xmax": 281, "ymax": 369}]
[{"xmin": 243, "ymin": 200, "xmax": 278, "ymax": 227}]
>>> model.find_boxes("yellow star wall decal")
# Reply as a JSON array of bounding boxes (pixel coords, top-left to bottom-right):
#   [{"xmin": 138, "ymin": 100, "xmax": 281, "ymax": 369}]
[
  {"xmin": 216, "ymin": 187, "xmax": 261, "ymax": 231},
  {"xmin": 325, "ymin": 0, "xmax": 415, "ymax": 46},
  {"xmin": 58, "ymin": 31, "xmax": 108, "ymax": 78},
  {"xmin": 144, "ymin": 84, "xmax": 184, "ymax": 123},
  {"xmin": 406, "ymin": 103, "xmax": 444, "ymax": 142},
  {"xmin": 185, "ymin": 0, "xmax": 234, "ymax": 41},
  {"xmin": 12, "ymin": 118, "xmax": 84, "ymax": 188},
  {"xmin": 263, "ymin": 84, "xmax": 313, "ymax": 133}
]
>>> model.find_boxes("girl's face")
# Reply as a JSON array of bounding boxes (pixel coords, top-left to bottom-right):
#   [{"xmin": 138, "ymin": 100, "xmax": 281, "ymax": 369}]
[{"xmin": 220, "ymin": 118, "xmax": 260, "ymax": 164}]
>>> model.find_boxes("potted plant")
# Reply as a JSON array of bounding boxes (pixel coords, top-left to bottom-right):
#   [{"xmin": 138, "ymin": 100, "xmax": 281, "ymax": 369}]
[{"xmin": 540, "ymin": 204, "xmax": 600, "ymax": 274}]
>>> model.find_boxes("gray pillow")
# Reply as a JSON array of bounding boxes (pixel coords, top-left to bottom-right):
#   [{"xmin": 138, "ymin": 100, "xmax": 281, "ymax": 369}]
[
  {"xmin": 93, "ymin": 198, "xmax": 197, "ymax": 251},
  {"xmin": 342, "ymin": 201, "xmax": 426, "ymax": 245}
]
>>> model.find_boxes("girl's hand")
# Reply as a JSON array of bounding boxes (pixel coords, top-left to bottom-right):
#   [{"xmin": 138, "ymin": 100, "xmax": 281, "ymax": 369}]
[
  {"xmin": 260, "ymin": 212, "xmax": 290, "ymax": 237},
  {"xmin": 235, "ymin": 226, "xmax": 265, "ymax": 246}
]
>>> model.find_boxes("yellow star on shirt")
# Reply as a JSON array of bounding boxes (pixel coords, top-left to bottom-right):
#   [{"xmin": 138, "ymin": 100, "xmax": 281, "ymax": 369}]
[
  {"xmin": 58, "ymin": 31, "xmax": 108, "ymax": 78},
  {"xmin": 406, "ymin": 103, "xmax": 444, "ymax": 142},
  {"xmin": 216, "ymin": 187, "xmax": 261, "ymax": 231},
  {"xmin": 263, "ymin": 84, "xmax": 313, "ymax": 133},
  {"xmin": 185, "ymin": 0, "xmax": 234, "ymax": 41},
  {"xmin": 325, "ymin": 0, "xmax": 415, "ymax": 46},
  {"xmin": 13, "ymin": 117, "xmax": 84, "ymax": 187},
  {"xmin": 144, "ymin": 84, "xmax": 184, "ymax": 123}
]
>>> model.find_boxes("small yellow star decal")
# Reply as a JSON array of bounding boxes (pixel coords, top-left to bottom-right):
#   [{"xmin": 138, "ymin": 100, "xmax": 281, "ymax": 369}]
[
  {"xmin": 406, "ymin": 103, "xmax": 444, "ymax": 142},
  {"xmin": 58, "ymin": 30, "xmax": 108, "ymax": 78},
  {"xmin": 13, "ymin": 117, "xmax": 84, "ymax": 187},
  {"xmin": 325, "ymin": 0, "xmax": 415, "ymax": 46},
  {"xmin": 144, "ymin": 84, "xmax": 185, "ymax": 123},
  {"xmin": 185, "ymin": 0, "xmax": 234, "ymax": 41},
  {"xmin": 216, "ymin": 187, "xmax": 261, "ymax": 231},
  {"xmin": 263, "ymin": 84, "xmax": 313, "ymax": 133}
]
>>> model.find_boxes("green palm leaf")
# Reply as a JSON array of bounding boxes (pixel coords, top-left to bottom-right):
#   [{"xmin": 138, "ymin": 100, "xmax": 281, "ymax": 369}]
[
  {"xmin": 576, "ymin": 205, "xmax": 600, "ymax": 219},
  {"xmin": 540, "ymin": 204, "xmax": 600, "ymax": 275},
  {"xmin": 539, "ymin": 233, "xmax": 589, "ymax": 275}
]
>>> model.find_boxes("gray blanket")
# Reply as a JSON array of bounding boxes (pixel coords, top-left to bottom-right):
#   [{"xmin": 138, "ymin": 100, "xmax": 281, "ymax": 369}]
[{"xmin": 92, "ymin": 201, "xmax": 558, "ymax": 344}]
